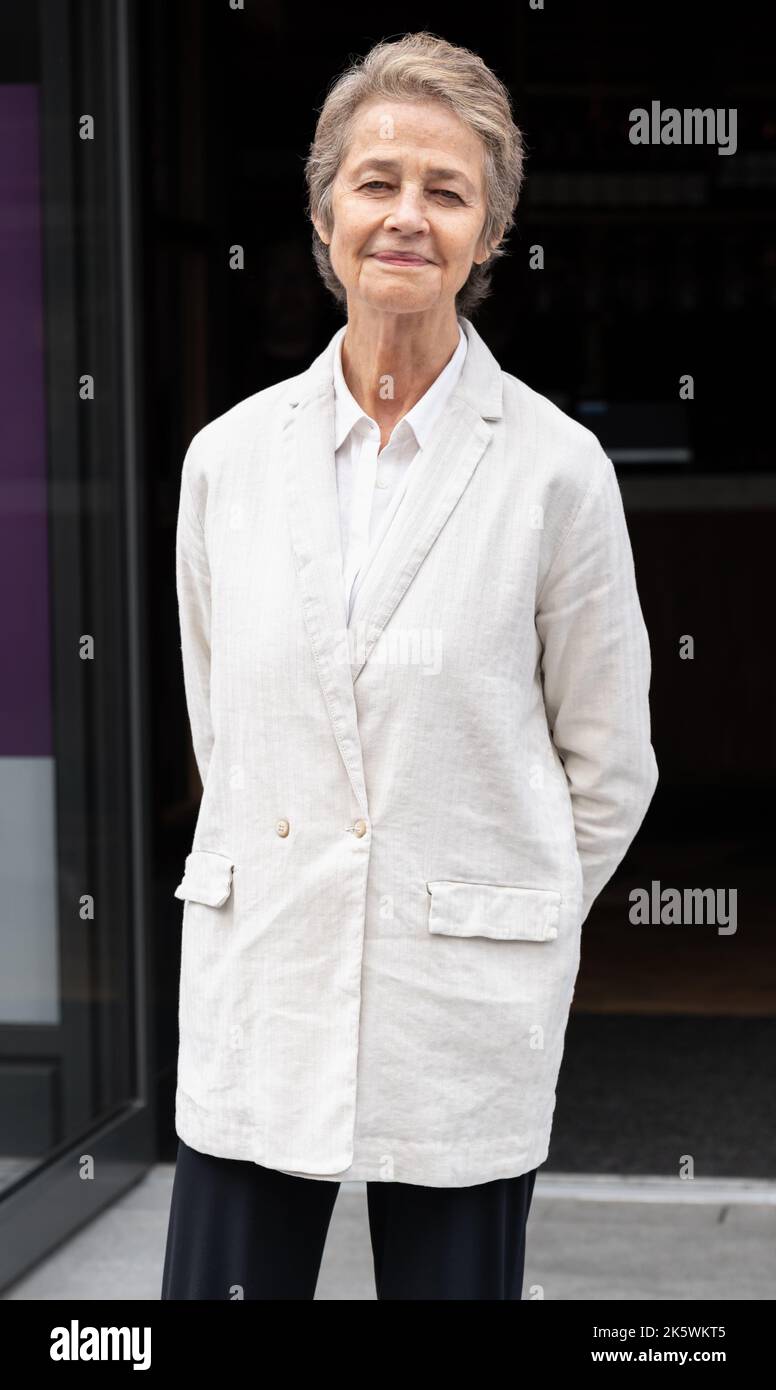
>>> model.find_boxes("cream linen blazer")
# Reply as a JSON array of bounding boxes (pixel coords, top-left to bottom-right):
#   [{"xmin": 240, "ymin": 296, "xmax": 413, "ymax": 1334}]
[{"xmin": 172, "ymin": 313, "xmax": 659, "ymax": 1188}]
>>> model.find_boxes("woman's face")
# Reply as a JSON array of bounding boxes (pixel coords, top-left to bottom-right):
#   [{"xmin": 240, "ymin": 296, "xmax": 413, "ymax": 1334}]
[{"xmin": 314, "ymin": 98, "xmax": 494, "ymax": 318}]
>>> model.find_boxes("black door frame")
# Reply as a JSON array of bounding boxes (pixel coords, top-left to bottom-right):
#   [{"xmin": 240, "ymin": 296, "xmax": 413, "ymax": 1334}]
[{"xmin": 0, "ymin": 0, "xmax": 155, "ymax": 1292}]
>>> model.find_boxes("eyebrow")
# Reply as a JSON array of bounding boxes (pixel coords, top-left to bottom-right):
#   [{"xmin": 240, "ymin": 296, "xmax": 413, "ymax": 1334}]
[{"xmin": 349, "ymin": 156, "xmax": 476, "ymax": 195}]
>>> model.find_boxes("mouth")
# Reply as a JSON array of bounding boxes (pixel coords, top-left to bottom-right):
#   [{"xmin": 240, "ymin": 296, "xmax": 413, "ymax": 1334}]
[{"xmin": 371, "ymin": 252, "xmax": 432, "ymax": 266}]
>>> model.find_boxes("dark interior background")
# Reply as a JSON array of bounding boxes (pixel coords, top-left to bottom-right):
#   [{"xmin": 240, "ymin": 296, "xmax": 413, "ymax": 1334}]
[{"xmin": 136, "ymin": 2, "xmax": 776, "ymax": 1173}]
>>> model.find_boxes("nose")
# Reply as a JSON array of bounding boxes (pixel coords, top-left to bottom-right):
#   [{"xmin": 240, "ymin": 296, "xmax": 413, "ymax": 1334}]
[{"xmin": 382, "ymin": 182, "xmax": 430, "ymax": 235}]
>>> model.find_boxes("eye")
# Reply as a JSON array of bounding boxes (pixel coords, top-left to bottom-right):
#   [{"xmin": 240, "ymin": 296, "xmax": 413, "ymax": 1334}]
[{"xmin": 359, "ymin": 181, "xmax": 463, "ymax": 202}]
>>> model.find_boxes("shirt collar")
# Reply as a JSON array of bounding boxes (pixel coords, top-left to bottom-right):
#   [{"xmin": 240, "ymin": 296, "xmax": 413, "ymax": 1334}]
[{"xmin": 333, "ymin": 322, "xmax": 467, "ymax": 452}]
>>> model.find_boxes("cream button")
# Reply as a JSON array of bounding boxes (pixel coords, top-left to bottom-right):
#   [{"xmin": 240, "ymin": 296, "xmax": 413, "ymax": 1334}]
[
  {"xmin": 276, "ymin": 819, "xmax": 290, "ymax": 837},
  {"xmin": 376, "ymin": 476, "xmax": 389, "ymax": 488},
  {"xmin": 352, "ymin": 818, "xmax": 367, "ymax": 837}
]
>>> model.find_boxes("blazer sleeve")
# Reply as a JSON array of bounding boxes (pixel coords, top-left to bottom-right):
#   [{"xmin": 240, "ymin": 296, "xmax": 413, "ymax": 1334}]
[
  {"xmin": 176, "ymin": 434, "xmax": 214, "ymax": 790},
  {"xmin": 535, "ymin": 443, "xmax": 659, "ymax": 923}
]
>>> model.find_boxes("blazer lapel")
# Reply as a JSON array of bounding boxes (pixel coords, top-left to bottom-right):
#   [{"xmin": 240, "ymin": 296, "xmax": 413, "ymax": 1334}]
[
  {"xmin": 280, "ymin": 316, "xmax": 504, "ymax": 800},
  {"xmin": 346, "ymin": 397, "xmax": 495, "ymax": 681},
  {"xmin": 347, "ymin": 316, "xmax": 503, "ymax": 680},
  {"xmin": 282, "ymin": 356, "xmax": 369, "ymax": 813}
]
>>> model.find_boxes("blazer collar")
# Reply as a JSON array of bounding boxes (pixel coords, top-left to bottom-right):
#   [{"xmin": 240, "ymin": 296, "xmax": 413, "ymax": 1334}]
[{"xmin": 280, "ymin": 314, "xmax": 503, "ymax": 812}]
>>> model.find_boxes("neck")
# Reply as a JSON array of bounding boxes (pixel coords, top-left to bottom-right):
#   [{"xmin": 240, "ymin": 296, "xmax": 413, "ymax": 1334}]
[{"xmin": 341, "ymin": 304, "xmax": 461, "ymax": 434}]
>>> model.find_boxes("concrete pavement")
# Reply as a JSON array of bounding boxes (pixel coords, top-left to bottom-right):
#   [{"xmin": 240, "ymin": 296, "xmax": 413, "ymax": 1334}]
[{"xmin": 4, "ymin": 1169, "xmax": 775, "ymax": 1300}]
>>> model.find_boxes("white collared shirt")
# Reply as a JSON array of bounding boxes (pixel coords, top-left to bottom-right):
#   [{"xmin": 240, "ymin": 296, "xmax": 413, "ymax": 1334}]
[{"xmin": 333, "ymin": 322, "xmax": 468, "ymax": 621}]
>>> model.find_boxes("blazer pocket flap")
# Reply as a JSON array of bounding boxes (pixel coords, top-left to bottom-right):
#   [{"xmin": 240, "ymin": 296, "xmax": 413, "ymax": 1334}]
[
  {"xmin": 426, "ymin": 880, "xmax": 560, "ymax": 941},
  {"xmin": 174, "ymin": 850, "xmax": 235, "ymax": 907}
]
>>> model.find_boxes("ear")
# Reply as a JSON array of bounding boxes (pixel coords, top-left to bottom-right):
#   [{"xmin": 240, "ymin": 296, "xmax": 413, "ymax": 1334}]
[
  {"xmin": 473, "ymin": 221, "xmax": 507, "ymax": 266},
  {"xmin": 312, "ymin": 214, "xmax": 330, "ymax": 247}
]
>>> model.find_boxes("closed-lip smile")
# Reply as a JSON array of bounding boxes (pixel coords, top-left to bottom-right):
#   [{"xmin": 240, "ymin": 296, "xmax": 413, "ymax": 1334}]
[{"xmin": 372, "ymin": 251, "xmax": 432, "ymax": 265}]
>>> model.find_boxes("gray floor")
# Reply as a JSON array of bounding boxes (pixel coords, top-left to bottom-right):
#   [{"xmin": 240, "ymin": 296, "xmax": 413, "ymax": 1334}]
[{"xmin": 4, "ymin": 1170, "xmax": 775, "ymax": 1300}]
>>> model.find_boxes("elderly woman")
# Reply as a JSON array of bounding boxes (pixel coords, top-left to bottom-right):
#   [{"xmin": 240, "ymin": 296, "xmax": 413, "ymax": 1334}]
[{"xmin": 161, "ymin": 31, "xmax": 658, "ymax": 1301}]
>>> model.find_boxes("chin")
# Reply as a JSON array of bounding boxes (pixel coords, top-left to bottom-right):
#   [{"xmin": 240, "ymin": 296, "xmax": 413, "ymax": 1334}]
[
  {"xmin": 356, "ymin": 280, "xmax": 436, "ymax": 315},
  {"xmin": 351, "ymin": 263, "xmax": 440, "ymax": 310}
]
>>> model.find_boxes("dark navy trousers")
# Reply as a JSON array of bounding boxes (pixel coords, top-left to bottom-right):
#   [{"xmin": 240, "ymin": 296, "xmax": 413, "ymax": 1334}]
[{"xmin": 161, "ymin": 1137, "xmax": 537, "ymax": 1300}]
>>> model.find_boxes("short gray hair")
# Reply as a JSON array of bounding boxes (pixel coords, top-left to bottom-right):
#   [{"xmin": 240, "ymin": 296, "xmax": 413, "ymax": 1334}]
[{"xmin": 304, "ymin": 31, "xmax": 527, "ymax": 318}]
